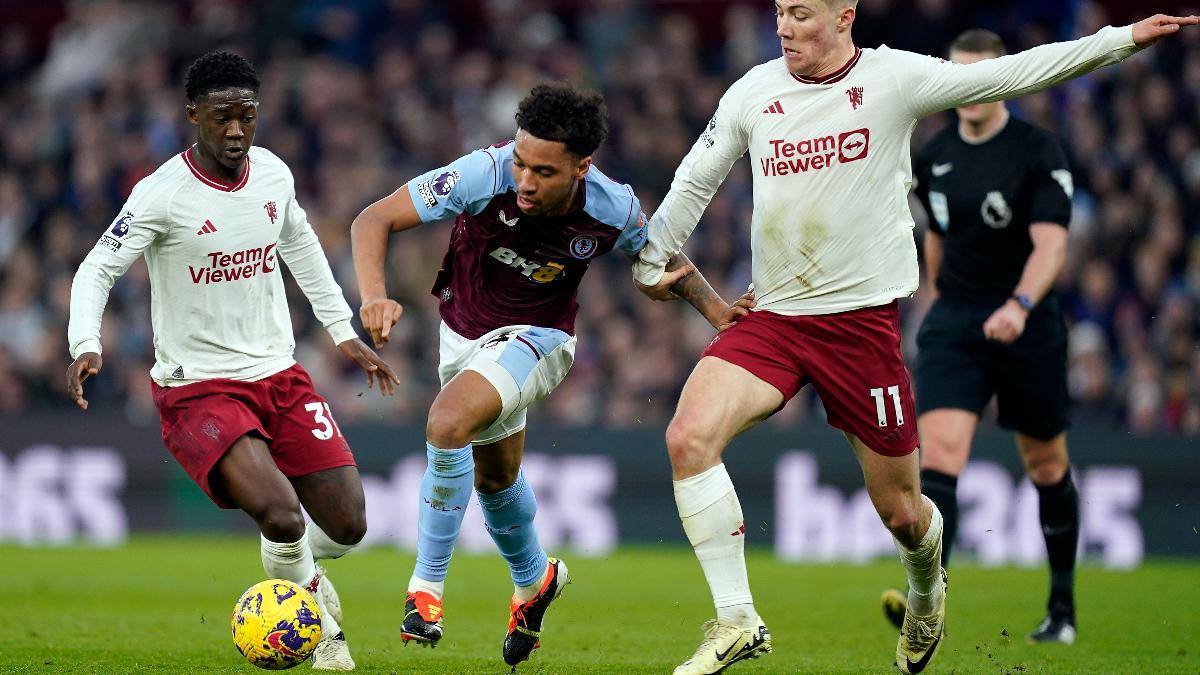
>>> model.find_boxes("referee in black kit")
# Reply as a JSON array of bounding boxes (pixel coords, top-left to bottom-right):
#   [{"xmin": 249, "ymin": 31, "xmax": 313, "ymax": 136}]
[{"xmin": 881, "ymin": 29, "xmax": 1079, "ymax": 644}]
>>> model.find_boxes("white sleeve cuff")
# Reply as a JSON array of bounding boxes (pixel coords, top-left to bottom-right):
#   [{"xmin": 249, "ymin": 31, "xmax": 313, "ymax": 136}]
[
  {"xmin": 326, "ymin": 320, "xmax": 358, "ymax": 346},
  {"xmin": 632, "ymin": 258, "xmax": 667, "ymax": 287},
  {"xmin": 70, "ymin": 339, "xmax": 102, "ymax": 360}
]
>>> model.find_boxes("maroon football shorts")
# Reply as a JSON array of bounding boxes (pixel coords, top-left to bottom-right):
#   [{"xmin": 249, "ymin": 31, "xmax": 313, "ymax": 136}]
[
  {"xmin": 151, "ymin": 364, "xmax": 356, "ymax": 508},
  {"xmin": 702, "ymin": 302, "xmax": 918, "ymax": 456}
]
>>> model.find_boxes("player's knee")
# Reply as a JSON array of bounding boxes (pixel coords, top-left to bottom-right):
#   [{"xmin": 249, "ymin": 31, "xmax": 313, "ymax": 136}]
[
  {"xmin": 325, "ymin": 515, "xmax": 367, "ymax": 546},
  {"xmin": 919, "ymin": 434, "xmax": 969, "ymax": 475},
  {"xmin": 257, "ymin": 505, "xmax": 306, "ymax": 542},
  {"xmin": 1025, "ymin": 454, "xmax": 1069, "ymax": 486},
  {"xmin": 665, "ymin": 418, "xmax": 712, "ymax": 469},
  {"xmin": 879, "ymin": 494, "xmax": 923, "ymax": 542},
  {"xmin": 426, "ymin": 406, "xmax": 476, "ymax": 449}
]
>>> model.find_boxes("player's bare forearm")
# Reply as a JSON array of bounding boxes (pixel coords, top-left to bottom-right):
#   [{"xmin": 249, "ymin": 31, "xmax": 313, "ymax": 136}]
[
  {"xmin": 349, "ymin": 214, "xmax": 390, "ymax": 303},
  {"xmin": 1013, "ymin": 223, "xmax": 1068, "ymax": 304},
  {"xmin": 351, "ymin": 186, "xmax": 426, "ymax": 297},
  {"xmin": 666, "ymin": 253, "xmax": 727, "ymax": 328}
]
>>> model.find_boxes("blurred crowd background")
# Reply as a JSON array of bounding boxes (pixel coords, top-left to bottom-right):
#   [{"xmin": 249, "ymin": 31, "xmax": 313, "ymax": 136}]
[{"xmin": 4, "ymin": 0, "xmax": 1200, "ymax": 436}]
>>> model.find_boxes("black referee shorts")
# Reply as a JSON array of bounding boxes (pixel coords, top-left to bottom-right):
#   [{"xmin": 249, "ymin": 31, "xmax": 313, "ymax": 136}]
[{"xmin": 914, "ymin": 297, "xmax": 1069, "ymax": 440}]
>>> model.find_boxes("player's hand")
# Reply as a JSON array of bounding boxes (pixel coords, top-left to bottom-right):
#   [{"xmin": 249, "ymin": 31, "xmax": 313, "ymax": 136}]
[
  {"xmin": 66, "ymin": 352, "xmax": 103, "ymax": 411},
  {"xmin": 716, "ymin": 287, "xmax": 756, "ymax": 332},
  {"xmin": 337, "ymin": 338, "xmax": 402, "ymax": 396},
  {"xmin": 359, "ymin": 297, "xmax": 403, "ymax": 349},
  {"xmin": 1133, "ymin": 14, "xmax": 1200, "ymax": 47},
  {"xmin": 634, "ymin": 263, "xmax": 696, "ymax": 301},
  {"xmin": 982, "ymin": 301, "xmax": 1027, "ymax": 344}
]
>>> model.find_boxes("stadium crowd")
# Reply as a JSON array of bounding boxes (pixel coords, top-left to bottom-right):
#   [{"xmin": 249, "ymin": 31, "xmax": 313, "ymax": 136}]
[{"xmin": 3, "ymin": 0, "xmax": 1199, "ymax": 435}]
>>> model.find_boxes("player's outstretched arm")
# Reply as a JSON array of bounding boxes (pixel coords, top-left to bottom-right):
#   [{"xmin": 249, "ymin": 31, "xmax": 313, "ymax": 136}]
[
  {"xmin": 350, "ymin": 187, "xmax": 423, "ymax": 348},
  {"xmin": 894, "ymin": 15, "xmax": 1196, "ymax": 118},
  {"xmin": 65, "ymin": 352, "xmax": 103, "ymax": 411}
]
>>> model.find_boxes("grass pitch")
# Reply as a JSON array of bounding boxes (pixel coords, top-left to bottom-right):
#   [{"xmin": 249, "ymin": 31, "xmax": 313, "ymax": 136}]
[{"xmin": 1, "ymin": 536, "xmax": 1197, "ymax": 673}]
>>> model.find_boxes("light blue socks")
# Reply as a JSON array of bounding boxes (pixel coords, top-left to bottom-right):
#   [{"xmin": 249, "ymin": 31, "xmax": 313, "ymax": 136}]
[
  {"xmin": 477, "ymin": 470, "xmax": 547, "ymax": 588},
  {"xmin": 413, "ymin": 443, "xmax": 474, "ymax": 582}
]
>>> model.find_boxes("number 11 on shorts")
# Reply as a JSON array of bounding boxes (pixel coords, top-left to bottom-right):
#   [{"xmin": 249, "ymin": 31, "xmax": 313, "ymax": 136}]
[{"xmin": 870, "ymin": 386, "xmax": 904, "ymax": 427}]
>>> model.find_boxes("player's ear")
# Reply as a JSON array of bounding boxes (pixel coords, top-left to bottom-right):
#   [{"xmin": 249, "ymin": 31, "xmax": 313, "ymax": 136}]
[
  {"xmin": 575, "ymin": 155, "xmax": 593, "ymax": 180},
  {"xmin": 186, "ymin": 103, "xmax": 199, "ymax": 126},
  {"xmin": 837, "ymin": 5, "xmax": 855, "ymax": 32}
]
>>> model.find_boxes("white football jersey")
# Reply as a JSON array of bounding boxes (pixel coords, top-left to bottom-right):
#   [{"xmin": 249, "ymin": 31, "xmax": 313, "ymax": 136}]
[
  {"xmin": 69, "ymin": 146, "xmax": 357, "ymax": 386},
  {"xmin": 634, "ymin": 25, "xmax": 1140, "ymax": 315}
]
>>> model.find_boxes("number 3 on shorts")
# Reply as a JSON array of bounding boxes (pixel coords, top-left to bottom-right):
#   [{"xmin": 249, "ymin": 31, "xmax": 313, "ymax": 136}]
[
  {"xmin": 869, "ymin": 386, "xmax": 904, "ymax": 428},
  {"xmin": 305, "ymin": 401, "xmax": 343, "ymax": 440}
]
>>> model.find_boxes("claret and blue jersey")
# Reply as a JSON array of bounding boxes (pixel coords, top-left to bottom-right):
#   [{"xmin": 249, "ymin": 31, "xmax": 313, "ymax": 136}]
[{"xmin": 408, "ymin": 141, "xmax": 648, "ymax": 340}]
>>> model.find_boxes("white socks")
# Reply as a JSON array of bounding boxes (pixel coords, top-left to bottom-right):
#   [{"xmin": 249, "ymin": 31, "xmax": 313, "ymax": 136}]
[
  {"xmin": 674, "ymin": 464, "xmax": 757, "ymax": 626},
  {"xmin": 306, "ymin": 522, "xmax": 356, "ymax": 560},
  {"xmin": 895, "ymin": 495, "xmax": 944, "ymax": 616},
  {"xmin": 261, "ymin": 533, "xmax": 342, "ymax": 637},
  {"xmin": 408, "ymin": 574, "xmax": 445, "ymax": 600},
  {"xmin": 514, "ymin": 563, "xmax": 551, "ymax": 604}
]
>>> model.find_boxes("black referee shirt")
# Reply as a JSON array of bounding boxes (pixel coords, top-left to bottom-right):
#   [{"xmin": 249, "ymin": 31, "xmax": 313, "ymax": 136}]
[{"xmin": 912, "ymin": 117, "xmax": 1073, "ymax": 306}]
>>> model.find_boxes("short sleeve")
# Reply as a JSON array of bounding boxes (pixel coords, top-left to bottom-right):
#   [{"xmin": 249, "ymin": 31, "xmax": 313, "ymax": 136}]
[
  {"xmin": 407, "ymin": 148, "xmax": 502, "ymax": 222},
  {"xmin": 1028, "ymin": 139, "xmax": 1073, "ymax": 228},
  {"xmin": 615, "ymin": 209, "xmax": 648, "ymax": 257}
]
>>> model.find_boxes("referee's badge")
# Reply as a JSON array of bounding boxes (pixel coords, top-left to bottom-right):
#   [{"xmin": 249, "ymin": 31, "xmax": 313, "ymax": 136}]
[
  {"xmin": 981, "ymin": 191, "xmax": 1013, "ymax": 229},
  {"xmin": 929, "ymin": 191, "xmax": 950, "ymax": 232}
]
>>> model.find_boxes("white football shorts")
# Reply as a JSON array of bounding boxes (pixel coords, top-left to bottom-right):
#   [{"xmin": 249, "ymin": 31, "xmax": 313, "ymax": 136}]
[{"xmin": 437, "ymin": 321, "xmax": 576, "ymax": 444}]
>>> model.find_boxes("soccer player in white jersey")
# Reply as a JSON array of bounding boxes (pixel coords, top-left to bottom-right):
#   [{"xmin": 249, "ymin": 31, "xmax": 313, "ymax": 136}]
[
  {"xmin": 631, "ymin": 3, "xmax": 1198, "ymax": 673},
  {"xmin": 66, "ymin": 51, "xmax": 400, "ymax": 671},
  {"xmin": 880, "ymin": 29, "xmax": 1085, "ymax": 647}
]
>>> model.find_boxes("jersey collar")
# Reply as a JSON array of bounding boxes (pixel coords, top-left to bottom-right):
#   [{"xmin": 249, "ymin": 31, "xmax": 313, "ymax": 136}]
[
  {"xmin": 958, "ymin": 109, "xmax": 1011, "ymax": 146},
  {"xmin": 790, "ymin": 47, "xmax": 862, "ymax": 85},
  {"xmin": 182, "ymin": 146, "xmax": 251, "ymax": 192}
]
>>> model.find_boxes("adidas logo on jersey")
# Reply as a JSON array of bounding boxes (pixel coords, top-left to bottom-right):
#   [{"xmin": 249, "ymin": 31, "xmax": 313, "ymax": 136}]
[
  {"xmin": 196, "ymin": 219, "xmax": 218, "ymax": 235},
  {"xmin": 762, "ymin": 100, "xmax": 785, "ymax": 115}
]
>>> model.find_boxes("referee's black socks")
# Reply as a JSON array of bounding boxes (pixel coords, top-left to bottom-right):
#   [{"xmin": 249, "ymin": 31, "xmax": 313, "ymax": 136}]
[
  {"xmin": 1036, "ymin": 468, "xmax": 1079, "ymax": 617},
  {"xmin": 919, "ymin": 469, "xmax": 959, "ymax": 567}
]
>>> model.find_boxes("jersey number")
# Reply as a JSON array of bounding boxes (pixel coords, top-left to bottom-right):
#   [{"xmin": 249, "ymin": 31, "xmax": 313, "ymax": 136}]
[
  {"xmin": 870, "ymin": 386, "xmax": 905, "ymax": 428},
  {"xmin": 306, "ymin": 401, "xmax": 343, "ymax": 440}
]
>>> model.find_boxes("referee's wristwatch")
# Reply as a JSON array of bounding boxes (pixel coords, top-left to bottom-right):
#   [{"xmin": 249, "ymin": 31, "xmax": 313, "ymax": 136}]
[{"xmin": 1011, "ymin": 293, "xmax": 1036, "ymax": 312}]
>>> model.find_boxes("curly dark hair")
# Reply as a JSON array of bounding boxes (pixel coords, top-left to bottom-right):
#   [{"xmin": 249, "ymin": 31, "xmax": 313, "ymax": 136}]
[
  {"xmin": 184, "ymin": 51, "xmax": 260, "ymax": 103},
  {"xmin": 515, "ymin": 82, "xmax": 608, "ymax": 157}
]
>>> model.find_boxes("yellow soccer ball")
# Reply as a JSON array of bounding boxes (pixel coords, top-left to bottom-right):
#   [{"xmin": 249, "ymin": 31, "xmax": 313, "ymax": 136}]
[{"xmin": 231, "ymin": 579, "xmax": 323, "ymax": 669}]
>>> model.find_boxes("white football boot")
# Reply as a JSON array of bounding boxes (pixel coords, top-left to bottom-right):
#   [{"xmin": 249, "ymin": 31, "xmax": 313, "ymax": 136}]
[
  {"xmin": 896, "ymin": 568, "xmax": 948, "ymax": 674},
  {"xmin": 673, "ymin": 618, "xmax": 771, "ymax": 674},
  {"xmin": 311, "ymin": 632, "xmax": 354, "ymax": 671},
  {"xmin": 310, "ymin": 566, "xmax": 352, "ymax": 670},
  {"xmin": 314, "ymin": 565, "xmax": 343, "ymax": 625}
]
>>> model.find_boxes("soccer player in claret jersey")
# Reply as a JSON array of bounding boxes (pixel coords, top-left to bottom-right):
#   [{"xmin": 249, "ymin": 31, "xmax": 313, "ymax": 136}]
[
  {"xmin": 66, "ymin": 51, "xmax": 401, "ymax": 671},
  {"xmin": 631, "ymin": 3, "xmax": 1198, "ymax": 673},
  {"xmin": 351, "ymin": 82, "xmax": 749, "ymax": 667},
  {"xmin": 879, "ymin": 29, "xmax": 1083, "ymax": 646}
]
